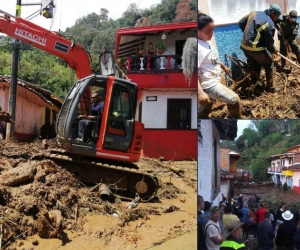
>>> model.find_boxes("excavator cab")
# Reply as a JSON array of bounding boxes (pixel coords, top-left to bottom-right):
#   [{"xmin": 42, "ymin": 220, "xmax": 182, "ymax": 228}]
[{"xmin": 56, "ymin": 75, "xmax": 143, "ymax": 162}]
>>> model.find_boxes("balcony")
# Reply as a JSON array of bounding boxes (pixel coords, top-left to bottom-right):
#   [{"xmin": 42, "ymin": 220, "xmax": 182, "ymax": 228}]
[
  {"xmin": 267, "ymin": 167, "xmax": 275, "ymax": 173},
  {"xmin": 124, "ymin": 55, "xmax": 183, "ymax": 73},
  {"xmin": 275, "ymin": 167, "xmax": 282, "ymax": 173}
]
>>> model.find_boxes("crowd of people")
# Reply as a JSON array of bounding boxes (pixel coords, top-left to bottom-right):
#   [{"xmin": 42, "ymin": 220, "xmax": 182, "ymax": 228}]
[{"xmin": 198, "ymin": 194, "xmax": 300, "ymax": 250}]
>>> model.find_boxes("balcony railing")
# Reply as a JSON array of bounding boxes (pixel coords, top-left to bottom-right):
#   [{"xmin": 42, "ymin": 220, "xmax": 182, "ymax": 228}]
[
  {"xmin": 125, "ymin": 55, "xmax": 183, "ymax": 73},
  {"xmin": 268, "ymin": 167, "xmax": 284, "ymax": 173}
]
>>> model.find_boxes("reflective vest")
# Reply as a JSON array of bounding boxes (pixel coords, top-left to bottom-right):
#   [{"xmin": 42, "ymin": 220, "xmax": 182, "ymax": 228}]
[{"xmin": 238, "ymin": 9, "xmax": 276, "ymax": 53}]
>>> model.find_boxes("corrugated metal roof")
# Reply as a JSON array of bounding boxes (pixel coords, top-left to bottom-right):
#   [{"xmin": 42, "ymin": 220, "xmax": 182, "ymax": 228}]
[{"xmin": 0, "ymin": 75, "xmax": 62, "ymax": 109}]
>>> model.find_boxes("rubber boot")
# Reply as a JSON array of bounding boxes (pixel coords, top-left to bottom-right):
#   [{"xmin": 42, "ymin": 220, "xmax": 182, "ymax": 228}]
[
  {"xmin": 296, "ymin": 54, "xmax": 300, "ymax": 64},
  {"xmin": 227, "ymin": 102, "xmax": 242, "ymax": 119},
  {"xmin": 265, "ymin": 73, "xmax": 275, "ymax": 92}
]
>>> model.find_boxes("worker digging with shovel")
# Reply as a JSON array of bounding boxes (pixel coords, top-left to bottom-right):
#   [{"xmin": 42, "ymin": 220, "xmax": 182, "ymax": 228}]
[
  {"xmin": 238, "ymin": 4, "xmax": 282, "ymax": 93},
  {"xmin": 276, "ymin": 10, "xmax": 300, "ymax": 68}
]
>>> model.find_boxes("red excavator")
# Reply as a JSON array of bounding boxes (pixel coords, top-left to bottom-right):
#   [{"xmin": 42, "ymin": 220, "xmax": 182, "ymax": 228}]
[{"xmin": 0, "ymin": 10, "xmax": 159, "ymax": 200}]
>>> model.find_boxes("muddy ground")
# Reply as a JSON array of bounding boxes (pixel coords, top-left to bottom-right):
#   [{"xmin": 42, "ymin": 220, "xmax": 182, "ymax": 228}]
[
  {"xmin": 0, "ymin": 139, "xmax": 197, "ymax": 250},
  {"xmin": 209, "ymin": 54, "xmax": 300, "ymax": 119}
]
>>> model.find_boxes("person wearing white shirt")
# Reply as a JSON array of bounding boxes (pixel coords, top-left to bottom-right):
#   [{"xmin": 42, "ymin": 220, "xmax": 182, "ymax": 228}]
[{"xmin": 198, "ymin": 13, "xmax": 241, "ymax": 118}]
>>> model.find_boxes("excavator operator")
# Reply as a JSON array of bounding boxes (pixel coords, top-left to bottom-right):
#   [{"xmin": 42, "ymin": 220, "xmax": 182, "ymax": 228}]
[{"xmin": 76, "ymin": 91, "xmax": 105, "ymax": 142}]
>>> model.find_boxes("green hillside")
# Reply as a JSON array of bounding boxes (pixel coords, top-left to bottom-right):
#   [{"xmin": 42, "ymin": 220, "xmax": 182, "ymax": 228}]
[
  {"xmin": 0, "ymin": 0, "xmax": 197, "ymax": 99},
  {"xmin": 221, "ymin": 120, "xmax": 300, "ymax": 180}
]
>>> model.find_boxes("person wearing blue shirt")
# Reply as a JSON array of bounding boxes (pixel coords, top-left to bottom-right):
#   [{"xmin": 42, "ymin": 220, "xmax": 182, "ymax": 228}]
[{"xmin": 77, "ymin": 92, "xmax": 104, "ymax": 141}]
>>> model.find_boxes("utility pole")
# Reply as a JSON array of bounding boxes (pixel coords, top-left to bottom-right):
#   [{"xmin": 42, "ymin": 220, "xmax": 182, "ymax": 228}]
[
  {"xmin": 6, "ymin": 0, "xmax": 21, "ymax": 139},
  {"xmin": 6, "ymin": 0, "xmax": 54, "ymax": 139}
]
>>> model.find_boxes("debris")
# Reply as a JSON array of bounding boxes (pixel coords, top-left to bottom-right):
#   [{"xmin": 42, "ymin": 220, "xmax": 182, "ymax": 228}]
[
  {"xmin": 98, "ymin": 183, "xmax": 115, "ymax": 202},
  {"xmin": 125, "ymin": 193, "xmax": 140, "ymax": 209},
  {"xmin": 209, "ymin": 54, "xmax": 300, "ymax": 118},
  {"xmin": 31, "ymin": 239, "xmax": 39, "ymax": 246},
  {"xmin": 162, "ymin": 205, "xmax": 180, "ymax": 213},
  {"xmin": 0, "ymin": 139, "xmax": 196, "ymax": 249}
]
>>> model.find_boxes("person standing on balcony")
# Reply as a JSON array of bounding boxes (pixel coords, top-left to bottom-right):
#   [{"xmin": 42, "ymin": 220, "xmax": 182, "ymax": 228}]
[
  {"xmin": 144, "ymin": 42, "xmax": 157, "ymax": 70},
  {"xmin": 197, "ymin": 13, "xmax": 242, "ymax": 118}
]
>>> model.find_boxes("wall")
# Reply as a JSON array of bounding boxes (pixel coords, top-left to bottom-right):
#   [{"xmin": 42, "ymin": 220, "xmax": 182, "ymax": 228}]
[
  {"xmin": 220, "ymin": 148, "xmax": 230, "ymax": 171},
  {"xmin": 229, "ymin": 157, "xmax": 238, "ymax": 173},
  {"xmin": 140, "ymin": 90, "xmax": 197, "ymax": 129},
  {"xmin": 0, "ymin": 87, "xmax": 9, "ymax": 111},
  {"xmin": 198, "ymin": 0, "xmax": 297, "ymax": 77},
  {"xmin": 198, "ymin": 120, "xmax": 220, "ymax": 203},
  {"xmin": 14, "ymin": 95, "xmax": 41, "ymax": 140},
  {"xmin": 141, "ymin": 129, "xmax": 197, "ymax": 160},
  {"xmin": 220, "ymin": 179, "xmax": 230, "ymax": 199},
  {"xmin": 293, "ymin": 171, "xmax": 300, "ymax": 194},
  {"xmin": 144, "ymin": 29, "xmax": 196, "ymax": 69}
]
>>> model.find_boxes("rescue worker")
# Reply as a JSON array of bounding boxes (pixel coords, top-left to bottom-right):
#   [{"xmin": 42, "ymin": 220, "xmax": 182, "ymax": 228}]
[
  {"xmin": 276, "ymin": 10, "xmax": 300, "ymax": 67},
  {"xmin": 238, "ymin": 4, "xmax": 282, "ymax": 92}
]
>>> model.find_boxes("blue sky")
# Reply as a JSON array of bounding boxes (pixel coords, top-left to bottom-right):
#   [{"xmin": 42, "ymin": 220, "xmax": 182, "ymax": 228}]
[{"xmin": 1, "ymin": 0, "xmax": 162, "ymax": 31}]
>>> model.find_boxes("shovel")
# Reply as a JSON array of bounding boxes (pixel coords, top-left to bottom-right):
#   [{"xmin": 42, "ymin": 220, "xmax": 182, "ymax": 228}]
[{"xmin": 278, "ymin": 53, "xmax": 300, "ymax": 70}]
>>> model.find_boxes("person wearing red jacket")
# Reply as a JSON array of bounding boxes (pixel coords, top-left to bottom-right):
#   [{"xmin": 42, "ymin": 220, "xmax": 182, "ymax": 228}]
[{"xmin": 256, "ymin": 204, "xmax": 267, "ymax": 223}]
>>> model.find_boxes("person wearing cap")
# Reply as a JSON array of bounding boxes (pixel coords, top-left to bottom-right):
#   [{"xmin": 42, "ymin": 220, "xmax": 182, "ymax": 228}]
[
  {"xmin": 275, "ymin": 210, "xmax": 297, "ymax": 250},
  {"xmin": 238, "ymin": 4, "xmax": 282, "ymax": 92},
  {"xmin": 276, "ymin": 10, "xmax": 300, "ymax": 67},
  {"xmin": 205, "ymin": 206, "xmax": 224, "ymax": 250},
  {"xmin": 220, "ymin": 220, "xmax": 245, "ymax": 250},
  {"xmin": 257, "ymin": 212, "xmax": 275, "ymax": 250}
]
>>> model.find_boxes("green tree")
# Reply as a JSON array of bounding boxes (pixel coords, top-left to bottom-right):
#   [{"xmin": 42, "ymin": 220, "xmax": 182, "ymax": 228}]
[
  {"xmin": 99, "ymin": 8, "xmax": 109, "ymax": 22},
  {"xmin": 118, "ymin": 3, "xmax": 141, "ymax": 28},
  {"xmin": 252, "ymin": 154, "xmax": 270, "ymax": 180},
  {"xmin": 150, "ymin": 0, "xmax": 181, "ymax": 25},
  {"xmin": 285, "ymin": 120, "xmax": 300, "ymax": 149}
]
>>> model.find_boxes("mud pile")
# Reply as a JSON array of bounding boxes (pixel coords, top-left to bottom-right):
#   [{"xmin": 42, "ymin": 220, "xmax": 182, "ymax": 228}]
[
  {"xmin": 0, "ymin": 139, "xmax": 196, "ymax": 249},
  {"xmin": 210, "ymin": 55, "xmax": 300, "ymax": 118}
]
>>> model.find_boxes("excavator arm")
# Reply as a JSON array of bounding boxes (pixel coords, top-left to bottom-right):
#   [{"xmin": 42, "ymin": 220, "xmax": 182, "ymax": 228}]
[{"xmin": 0, "ymin": 10, "xmax": 92, "ymax": 80}]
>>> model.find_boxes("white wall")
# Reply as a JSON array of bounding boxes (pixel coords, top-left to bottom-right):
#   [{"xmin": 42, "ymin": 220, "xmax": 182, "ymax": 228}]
[
  {"xmin": 205, "ymin": 0, "xmax": 267, "ymax": 25},
  {"xmin": 289, "ymin": 0, "xmax": 300, "ymax": 11},
  {"xmin": 220, "ymin": 180, "xmax": 230, "ymax": 198},
  {"xmin": 198, "ymin": 120, "xmax": 221, "ymax": 203},
  {"xmin": 140, "ymin": 90, "xmax": 197, "ymax": 129},
  {"xmin": 14, "ymin": 95, "xmax": 41, "ymax": 136}
]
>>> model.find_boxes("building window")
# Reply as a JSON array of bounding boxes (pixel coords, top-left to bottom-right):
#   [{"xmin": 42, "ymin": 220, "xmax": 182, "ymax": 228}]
[{"xmin": 167, "ymin": 99, "xmax": 191, "ymax": 129}]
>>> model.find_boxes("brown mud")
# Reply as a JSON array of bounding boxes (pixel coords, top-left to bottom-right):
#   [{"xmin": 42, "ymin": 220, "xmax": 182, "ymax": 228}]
[
  {"xmin": 0, "ymin": 139, "xmax": 196, "ymax": 250},
  {"xmin": 209, "ymin": 54, "xmax": 300, "ymax": 118}
]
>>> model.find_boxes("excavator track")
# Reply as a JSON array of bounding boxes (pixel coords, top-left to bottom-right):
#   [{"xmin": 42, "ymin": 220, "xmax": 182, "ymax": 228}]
[{"xmin": 31, "ymin": 148, "xmax": 160, "ymax": 202}]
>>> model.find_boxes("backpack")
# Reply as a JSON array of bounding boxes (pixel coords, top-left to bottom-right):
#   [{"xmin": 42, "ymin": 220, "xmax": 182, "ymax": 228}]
[
  {"xmin": 247, "ymin": 212, "xmax": 256, "ymax": 225},
  {"xmin": 198, "ymin": 218, "xmax": 220, "ymax": 250}
]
